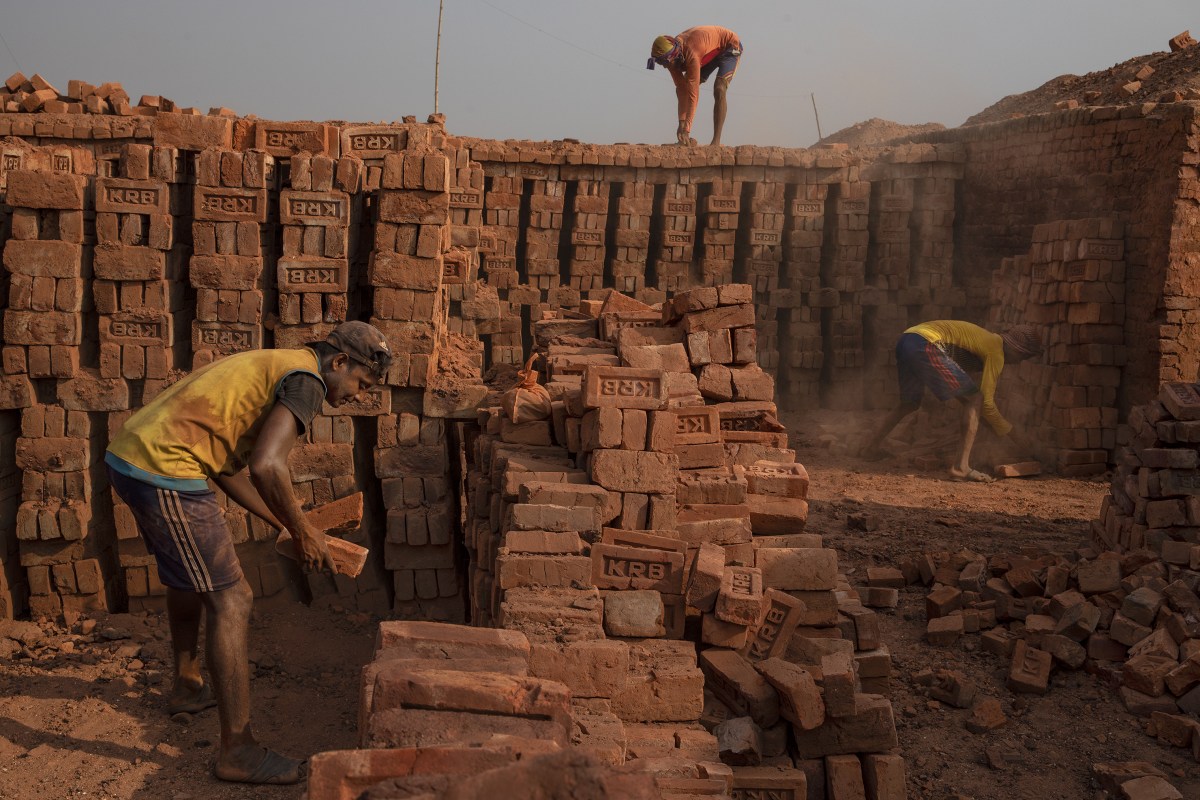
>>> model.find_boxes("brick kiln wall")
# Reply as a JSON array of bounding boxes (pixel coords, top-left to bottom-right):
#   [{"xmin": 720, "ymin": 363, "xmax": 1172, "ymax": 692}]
[
  {"xmin": 451, "ymin": 136, "xmax": 969, "ymax": 413},
  {"xmin": 0, "ymin": 113, "xmax": 481, "ymax": 621},
  {"xmin": 915, "ymin": 101, "xmax": 1200, "ymax": 410},
  {"xmin": 0, "ymin": 101, "xmax": 1197, "ymax": 620}
]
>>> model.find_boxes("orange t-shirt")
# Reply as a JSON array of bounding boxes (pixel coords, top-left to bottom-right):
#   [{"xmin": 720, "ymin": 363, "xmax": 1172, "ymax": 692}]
[{"xmin": 666, "ymin": 26, "xmax": 742, "ymax": 132}]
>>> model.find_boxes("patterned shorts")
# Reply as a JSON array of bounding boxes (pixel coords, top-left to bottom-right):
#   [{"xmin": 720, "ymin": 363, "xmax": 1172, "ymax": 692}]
[
  {"xmin": 700, "ymin": 46, "xmax": 742, "ymax": 83},
  {"xmin": 107, "ymin": 467, "xmax": 243, "ymax": 593},
  {"xmin": 895, "ymin": 332, "xmax": 979, "ymax": 407}
]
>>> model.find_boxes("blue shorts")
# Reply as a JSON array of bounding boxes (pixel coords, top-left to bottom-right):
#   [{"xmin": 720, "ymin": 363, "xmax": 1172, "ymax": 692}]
[
  {"xmin": 108, "ymin": 466, "xmax": 243, "ymax": 593},
  {"xmin": 895, "ymin": 333, "xmax": 978, "ymax": 407},
  {"xmin": 700, "ymin": 46, "xmax": 742, "ymax": 83}
]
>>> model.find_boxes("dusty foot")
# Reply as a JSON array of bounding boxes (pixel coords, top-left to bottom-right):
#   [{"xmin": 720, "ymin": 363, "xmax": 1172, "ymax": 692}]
[
  {"xmin": 215, "ymin": 746, "xmax": 305, "ymax": 785},
  {"xmin": 167, "ymin": 681, "xmax": 216, "ymax": 715},
  {"xmin": 949, "ymin": 466, "xmax": 995, "ymax": 483}
]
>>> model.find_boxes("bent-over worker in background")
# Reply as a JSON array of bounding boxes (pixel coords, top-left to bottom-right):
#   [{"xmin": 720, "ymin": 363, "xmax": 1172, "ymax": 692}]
[
  {"xmin": 104, "ymin": 321, "xmax": 392, "ymax": 785},
  {"xmin": 648, "ymin": 25, "xmax": 743, "ymax": 147},
  {"xmin": 861, "ymin": 320, "xmax": 1043, "ymax": 483}
]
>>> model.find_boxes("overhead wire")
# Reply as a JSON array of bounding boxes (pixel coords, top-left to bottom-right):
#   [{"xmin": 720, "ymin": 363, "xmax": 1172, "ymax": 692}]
[
  {"xmin": 476, "ymin": 0, "xmax": 640, "ymax": 72},
  {"xmin": 0, "ymin": 26, "xmax": 22, "ymax": 74},
  {"xmin": 474, "ymin": 1, "xmax": 812, "ymax": 99}
]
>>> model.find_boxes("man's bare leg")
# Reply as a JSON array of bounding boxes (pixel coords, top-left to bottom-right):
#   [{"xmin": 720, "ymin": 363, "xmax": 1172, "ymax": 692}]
[
  {"xmin": 711, "ymin": 77, "xmax": 730, "ymax": 146},
  {"xmin": 952, "ymin": 393, "xmax": 983, "ymax": 476},
  {"xmin": 861, "ymin": 403, "xmax": 918, "ymax": 459},
  {"xmin": 205, "ymin": 577, "xmax": 302, "ymax": 783},
  {"xmin": 166, "ymin": 587, "xmax": 207, "ymax": 708}
]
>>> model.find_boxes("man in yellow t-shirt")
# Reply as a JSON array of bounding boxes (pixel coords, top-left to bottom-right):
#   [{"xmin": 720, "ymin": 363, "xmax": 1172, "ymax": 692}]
[
  {"xmin": 106, "ymin": 321, "xmax": 391, "ymax": 785},
  {"xmin": 861, "ymin": 320, "xmax": 1042, "ymax": 482}
]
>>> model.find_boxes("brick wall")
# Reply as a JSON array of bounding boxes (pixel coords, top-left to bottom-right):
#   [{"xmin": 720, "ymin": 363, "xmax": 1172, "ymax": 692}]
[
  {"xmin": 915, "ymin": 102, "xmax": 1200, "ymax": 409},
  {"xmin": 1, "ymin": 102, "xmax": 1198, "ymax": 618}
]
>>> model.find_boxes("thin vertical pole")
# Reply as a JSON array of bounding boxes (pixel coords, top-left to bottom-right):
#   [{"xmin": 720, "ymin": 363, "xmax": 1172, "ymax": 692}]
[
  {"xmin": 434, "ymin": 0, "xmax": 444, "ymax": 114},
  {"xmin": 810, "ymin": 93, "xmax": 823, "ymax": 141}
]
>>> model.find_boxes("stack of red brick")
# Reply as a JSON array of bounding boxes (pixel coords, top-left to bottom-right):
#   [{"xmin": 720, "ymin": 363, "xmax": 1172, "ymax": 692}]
[
  {"xmin": 692, "ymin": 179, "xmax": 735, "ymax": 289},
  {"xmin": 450, "ymin": 284, "xmax": 904, "ymax": 797},
  {"xmin": 563, "ymin": 177, "xmax": 609, "ymax": 294},
  {"xmin": 369, "ymin": 141, "xmax": 476, "ymax": 621},
  {"xmin": 442, "ymin": 151, "xmax": 491, "ymax": 342},
  {"xmin": 989, "ymin": 218, "xmax": 1127, "ymax": 476},
  {"xmin": 309, "ymin": 619, "xmax": 663, "ymax": 799},
  {"xmin": 91, "ymin": 143, "xmax": 195, "ymax": 608},
  {"xmin": 0, "ymin": 118, "xmax": 481, "ymax": 621},
  {"xmin": 611, "ymin": 183, "xmax": 655, "ymax": 296},
  {"xmin": 1095, "ymin": 382, "xmax": 1200, "ymax": 763},
  {"xmin": 657, "ymin": 182, "xmax": 698, "ymax": 293},
  {"xmin": 0, "ymin": 400, "xmax": 19, "ymax": 618},
  {"xmin": 5, "ymin": 158, "xmax": 115, "ymax": 618},
  {"xmin": 309, "ymin": 618, "xmax": 907, "ymax": 800},
  {"xmin": 738, "ymin": 180, "xmax": 784, "ymax": 376}
]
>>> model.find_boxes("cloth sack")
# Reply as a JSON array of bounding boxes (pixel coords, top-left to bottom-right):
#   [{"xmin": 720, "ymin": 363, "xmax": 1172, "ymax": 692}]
[{"xmin": 501, "ymin": 355, "xmax": 552, "ymax": 423}]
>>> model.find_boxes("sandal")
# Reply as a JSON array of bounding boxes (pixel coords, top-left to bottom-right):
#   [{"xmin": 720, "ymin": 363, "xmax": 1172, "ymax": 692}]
[
  {"xmin": 949, "ymin": 467, "xmax": 995, "ymax": 484},
  {"xmin": 215, "ymin": 748, "xmax": 306, "ymax": 786},
  {"xmin": 167, "ymin": 683, "xmax": 217, "ymax": 715}
]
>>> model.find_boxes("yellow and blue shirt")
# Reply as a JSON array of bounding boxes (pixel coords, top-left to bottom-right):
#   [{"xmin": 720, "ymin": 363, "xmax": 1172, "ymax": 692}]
[
  {"xmin": 906, "ymin": 320, "xmax": 1011, "ymax": 436},
  {"xmin": 106, "ymin": 348, "xmax": 325, "ymax": 491}
]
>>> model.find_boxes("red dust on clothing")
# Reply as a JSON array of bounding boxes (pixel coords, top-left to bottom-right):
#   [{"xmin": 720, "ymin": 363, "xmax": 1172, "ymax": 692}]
[{"xmin": 665, "ymin": 26, "xmax": 742, "ymax": 133}]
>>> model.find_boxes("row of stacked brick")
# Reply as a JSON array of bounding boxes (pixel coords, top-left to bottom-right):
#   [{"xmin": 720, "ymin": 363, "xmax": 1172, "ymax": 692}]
[
  {"xmin": 5, "ymin": 103, "xmax": 1192, "ymax": 420},
  {"xmin": 449, "ymin": 286, "xmax": 906, "ymax": 797},
  {"xmin": 0, "ymin": 123, "xmax": 480, "ymax": 620},
  {"xmin": 290, "ymin": 121, "xmax": 479, "ymax": 618},
  {"xmin": 3, "ymin": 150, "xmax": 115, "ymax": 619},
  {"xmin": 1089, "ymin": 382, "xmax": 1200, "ymax": 762},
  {"xmin": 459, "ymin": 139, "xmax": 966, "ymax": 411},
  {"xmin": 0, "ymin": 115, "xmax": 157, "ymax": 177},
  {"xmin": 989, "ymin": 218, "xmax": 1127, "ymax": 476},
  {"xmin": 370, "ymin": 143, "xmax": 472, "ymax": 622}
]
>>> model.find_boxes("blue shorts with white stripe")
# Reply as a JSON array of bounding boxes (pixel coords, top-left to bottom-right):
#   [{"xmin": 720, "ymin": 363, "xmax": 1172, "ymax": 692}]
[{"xmin": 107, "ymin": 466, "xmax": 244, "ymax": 593}]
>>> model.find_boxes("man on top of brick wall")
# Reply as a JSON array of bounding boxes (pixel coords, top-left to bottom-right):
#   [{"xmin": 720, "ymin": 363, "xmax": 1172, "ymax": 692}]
[
  {"xmin": 647, "ymin": 25, "xmax": 743, "ymax": 147},
  {"xmin": 861, "ymin": 320, "xmax": 1042, "ymax": 483},
  {"xmin": 104, "ymin": 321, "xmax": 392, "ymax": 785}
]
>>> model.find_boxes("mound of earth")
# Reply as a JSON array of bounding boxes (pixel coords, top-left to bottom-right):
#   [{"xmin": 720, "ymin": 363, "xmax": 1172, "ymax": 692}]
[
  {"xmin": 817, "ymin": 117, "xmax": 946, "ymax": 148},
  {"xmin": 966, "ymin": 32, "xmax": 1200, "ymax": 125}
]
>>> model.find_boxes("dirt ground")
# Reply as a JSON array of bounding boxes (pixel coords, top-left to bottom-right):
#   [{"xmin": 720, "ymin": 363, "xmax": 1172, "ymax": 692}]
[
  {"xmin": 1, "ymin": 410, "xmax": 1197, "ymax": 800},
  {"xmin": 0, "ymin": 599, "xmax": 373, "ymax": 800},
  {"xmin": 816, "ymin": 117, "xmax": 947, "ymax": 148},
  {"xmin": 793, "ymin": 410, "xmax": 1200, "ymax": 800}
]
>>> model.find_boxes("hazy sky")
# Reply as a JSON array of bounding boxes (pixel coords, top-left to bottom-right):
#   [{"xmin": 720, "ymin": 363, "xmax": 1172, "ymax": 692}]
[{"xmin": 2, "ymin": 2, "xmax": 1194, "ymax": 147}]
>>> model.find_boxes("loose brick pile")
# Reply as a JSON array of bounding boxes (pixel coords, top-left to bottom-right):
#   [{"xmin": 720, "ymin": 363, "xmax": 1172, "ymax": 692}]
[
  {"xmin": 869, "ymin": 400, "xmax": 1200, "ymax": 769},
  {"xmin": 1, "ymin": 72, "xmax": 221, "ymax": 117},
  {"xmin": 966, "ymin": 31, "xmax": 1200, "ymax": 125}
]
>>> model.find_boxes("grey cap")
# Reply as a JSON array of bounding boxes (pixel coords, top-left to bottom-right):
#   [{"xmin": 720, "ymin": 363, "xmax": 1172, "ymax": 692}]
[{"xmin": 322, "ymin": 321, "xmax": 393, "ymax": 379}]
